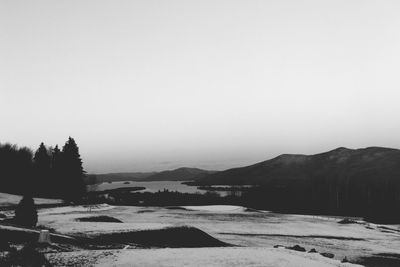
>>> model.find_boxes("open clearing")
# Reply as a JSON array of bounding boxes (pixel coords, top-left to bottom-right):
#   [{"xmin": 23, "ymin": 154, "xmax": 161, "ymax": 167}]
[
  {"xmin": 2, "ymin": 193, "xmax": 400, "ymax": 266},
  {"xmin": 35, "ymin": 204, "xmax": 400, "ymax": 266}
]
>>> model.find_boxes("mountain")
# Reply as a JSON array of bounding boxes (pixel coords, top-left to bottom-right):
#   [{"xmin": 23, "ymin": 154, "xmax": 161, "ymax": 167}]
[
  {"xmin": 191, "ymin": 147, "xmax": 400, "ymax": 185},
  {"xmin": 95, "ymin": 172, "xmax": 156, "ymax": 183},
  {"xmin": 142, "ymin": 167, "xmax": 217, "ymax": 181},
  {"xmin": 190, "ymin": 147, "xmax": 400, "ymax": 222}
]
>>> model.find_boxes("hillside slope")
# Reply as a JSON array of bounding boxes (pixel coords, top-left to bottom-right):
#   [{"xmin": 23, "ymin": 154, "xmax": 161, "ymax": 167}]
[{"xmin": 192, "ymin": 147, "xmax": 400, "ymax": 185}]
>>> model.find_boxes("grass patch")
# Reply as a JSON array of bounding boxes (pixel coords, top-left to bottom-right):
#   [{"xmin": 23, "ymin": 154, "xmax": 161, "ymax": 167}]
[
  {"xmin": 90, "ymin": 226, "xmax": 232, "ymax": 248},
  {"xmin": 75, "ymin": 216, "xmax": 123, "ymax": 223}
]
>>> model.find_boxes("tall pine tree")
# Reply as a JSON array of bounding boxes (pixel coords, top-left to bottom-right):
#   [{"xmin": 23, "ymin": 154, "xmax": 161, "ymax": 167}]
[
  {"xmin": 33, "ymin": 143, "xmax": 51, "ymax": 196},
  {"xmin": 50, "ymin": 145, "xmax": 62, "ymax": 197},
  {"xmin": 60, "ymin": 137, "xmax": 86, "ymax": 202}
]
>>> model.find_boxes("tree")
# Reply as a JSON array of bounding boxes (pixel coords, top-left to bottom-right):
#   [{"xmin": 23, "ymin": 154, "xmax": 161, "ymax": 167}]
[
  {"xmin": 0, "ymin": 143, "xmax": 33, "ymax": 195},
  {"xmin": 14, "ymin": 195, "xmax": 38, "ymax": 227},
  {"xmin": 50, "ymin": 145, "xmax": 63, "ymax": 197},
  {"xmin": 60, "ymin": 137, "xmax": 86, "ymax": 202},
  {"xmin": 33, "ymin": 143, "xmax": 51, "ymax": 196}
]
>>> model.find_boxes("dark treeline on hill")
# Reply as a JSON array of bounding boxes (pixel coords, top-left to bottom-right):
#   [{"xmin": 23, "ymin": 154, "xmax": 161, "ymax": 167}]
[
  {"xmin": 0, "ymin": 137, "xmax": 86, "ymax": 202},
  {"xmin": 88, "ymin": 189, "xmax": 238, "ymax": 207},
  {"xmin": 190, "ymin": 147, "xmax": 400, "ymax": 223},
  {"xmin": 95, "ymin": 172, "xmax": 156, "ymax": 183}
]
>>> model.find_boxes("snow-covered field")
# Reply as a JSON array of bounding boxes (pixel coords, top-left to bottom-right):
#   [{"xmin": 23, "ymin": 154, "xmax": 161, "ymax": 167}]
[
  {"xmin": 1, "ymin": 191, "xmax": 399, "ymax": 266},
  {"xmin": 182, "ymin": 205, "xmax": 248, "ymax": 212},
  {"xmin": 95, "ymin": 247, "xmax": 362, "ymax": 267},
  {"xmin": 34, "ymin": 204, "xmax": 400, "ymax": 266}
]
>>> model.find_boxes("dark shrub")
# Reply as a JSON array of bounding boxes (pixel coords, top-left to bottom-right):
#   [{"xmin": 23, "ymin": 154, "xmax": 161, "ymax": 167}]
[{"xmin": 14, "ymin": 195, "xmax": 38, "ymax": 227}]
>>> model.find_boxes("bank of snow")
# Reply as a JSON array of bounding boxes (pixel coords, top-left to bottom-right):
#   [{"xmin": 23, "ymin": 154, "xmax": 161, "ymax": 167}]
[
  {"xmin": 39, "ymin": 204, "xmax": 114, "ymax": 215},
  {"xmin": 96, "ymin": 247, "xmax": 362, "ymax": 267},
  {"xmin": 181, "ymin": 205, "xmax": 249, "ymax": 213}
]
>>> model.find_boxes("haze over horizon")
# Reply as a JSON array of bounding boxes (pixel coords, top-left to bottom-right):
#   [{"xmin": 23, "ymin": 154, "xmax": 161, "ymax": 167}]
[{"xmin": 2, "ymin": 0, "xmax": 400, "ymax": 173}]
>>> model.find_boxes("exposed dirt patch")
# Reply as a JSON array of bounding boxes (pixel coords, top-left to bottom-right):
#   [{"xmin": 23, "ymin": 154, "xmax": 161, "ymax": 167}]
[
  {"xmin": 46, "ymin": 250, "xmax": 117, "ymax": 267},
  {"xmin": 75, "ymin": 216, "xmax": 123, "ymax": 223},
  {"xmin": 89, "ymin": 226, "xmax": 232, "ymax": 248},
  {"xmin": 219, "ymin": 232, "xmax": 365, "ymax": 241},
  {"xmin": 136, "ymin": 209, "xmax": 156, "ymax": 213},
  {"xmin": 354, "ymin": 253, "xmax": 400, "ymax": 267}
]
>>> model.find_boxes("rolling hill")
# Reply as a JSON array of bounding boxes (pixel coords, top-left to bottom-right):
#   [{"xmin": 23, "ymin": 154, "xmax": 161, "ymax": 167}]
[
  {"xmin": 191, "ymin": 147, "xmax": 400, "ymax": 185},
  {"xmin": 190, "ymin": 147, "xmax": 400, "ymax": 222}
]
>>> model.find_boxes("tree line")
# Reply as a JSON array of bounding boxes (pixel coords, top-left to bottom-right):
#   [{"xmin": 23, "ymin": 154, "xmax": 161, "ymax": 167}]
[
  {"xmin": 240, "ymin": 176, "xmax": 400, "ymax": 223},
  {"xmin": 0, "ymin": 137, "xmax": 86, "ymax": 202}
]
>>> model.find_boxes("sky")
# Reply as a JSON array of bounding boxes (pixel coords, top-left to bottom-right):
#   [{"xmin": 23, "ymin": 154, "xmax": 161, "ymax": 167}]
[{"xmin": 1, "ymin": 0, "xmax": 400, "ymax": 173}]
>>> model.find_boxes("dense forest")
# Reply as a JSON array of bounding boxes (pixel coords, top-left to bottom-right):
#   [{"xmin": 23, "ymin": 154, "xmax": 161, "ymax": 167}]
[{"xmin": 0, "ymin": 137, "xmax": 86, "ymax": 202}]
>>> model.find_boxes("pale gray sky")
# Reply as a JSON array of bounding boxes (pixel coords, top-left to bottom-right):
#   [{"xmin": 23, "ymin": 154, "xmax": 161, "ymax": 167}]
[{"xmin": 1, "ymin": 0, "xmax": 400, "ymax": 173}]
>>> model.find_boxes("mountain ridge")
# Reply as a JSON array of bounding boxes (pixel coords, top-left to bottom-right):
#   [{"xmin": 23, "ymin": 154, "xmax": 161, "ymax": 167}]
[{"xmin": 191, "ymin": 146, "xmax": 400, "ymax": 185}]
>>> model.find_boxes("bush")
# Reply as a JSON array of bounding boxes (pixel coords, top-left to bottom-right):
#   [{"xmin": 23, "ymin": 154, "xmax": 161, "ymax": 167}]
[{"xmin": 14, "ymin": 195, "xmax": 38, "ymax": 227}]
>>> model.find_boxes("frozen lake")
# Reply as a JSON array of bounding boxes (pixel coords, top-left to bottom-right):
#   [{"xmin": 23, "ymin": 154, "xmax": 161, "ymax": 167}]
[
  {"xmin": 92, "ymin": 181, "xmax": 252, "ymax": 196},
  {"xmin": 93, "ymin": 181, "xmax": 208, "ymax": 194}
]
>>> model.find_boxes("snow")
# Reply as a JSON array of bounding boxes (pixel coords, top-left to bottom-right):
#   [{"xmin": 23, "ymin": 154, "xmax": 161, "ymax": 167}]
[
  {"xmin": 182, "ymin": 205, "xmax": 247, "ymax": 212},
  {"xmin": 38, "ymin": 205, "xmax": 171, "ymax": 234},
  {"xmin": 96, "ymin": 247, "xmax": 362, "ymax": 267},
  {"xmin": 33, "ymin": 204, "xmax": 400, "ymax": 265},
  {"xmin": 38, "ymin": 204, "xmax": 114, "ymax": 215},
  {"xmin": 0, "ymin": 192, "xmax": 63, "ymax": 207}
]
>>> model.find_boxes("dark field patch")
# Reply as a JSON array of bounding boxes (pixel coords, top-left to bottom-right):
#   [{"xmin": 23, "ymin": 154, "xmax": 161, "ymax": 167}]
[
  {"xmin": 355, "ymin": 253, "xmax": 400, "ymax": 267},
  {"xmin": 219, "ymin": 232, "xmax": 365, "ymax": 241},
  {"xmin": 90, "ymin": 226, "xmax": 232, "ymax": 248},
  {"xmin": 75, "ymin": 216, "xmax": 123, "ymax": 223}
]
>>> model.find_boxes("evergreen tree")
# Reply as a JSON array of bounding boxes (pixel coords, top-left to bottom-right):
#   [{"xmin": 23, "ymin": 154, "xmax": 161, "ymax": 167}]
[
  {"xmin": 33, "ymin": 143, "xmax": 51, "ymax": 196},
  {"xmin": 51, "ymin": 145, "xmax": 61, "ymax": 170},
  {"xmin": 60, "ymin": 137, "xmax": 86, "ymax": 202},
  {"xmin": 14, "ymin": 195, "xmax": 38, "ymax": 227},
  {"xmin": 50, "ymin": 145, "xmax": 62, "ymax": 196},
  {"xmin": 0, "ymin": 143, "xmax": 33, "ymax": 195}
]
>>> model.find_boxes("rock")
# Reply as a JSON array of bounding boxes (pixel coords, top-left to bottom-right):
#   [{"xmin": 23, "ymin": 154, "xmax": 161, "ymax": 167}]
[
  {"xmin": 287, "ymin": 245, "xmax": 306, "ymax": 252},
  {"xmin": 342, "ymin": 256, "xmax": 349, "ymax": 263},
  {"xmin": 320, "ymin": 252, "xmax": 335, "ymax": 258},
  {"xmin": 308, "ymin": 248, "xmax": 317, "ymax": 253},
  {"xmin": 273, "ymin": 245, "xmax": 285, "ymax": 248},
  {"xmin": 38, "ymin": 230, "xmax": 51, "ymax": 244}
]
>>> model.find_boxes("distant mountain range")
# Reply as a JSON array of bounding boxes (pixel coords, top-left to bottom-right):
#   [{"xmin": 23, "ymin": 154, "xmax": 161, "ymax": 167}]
[
  {"xmin": 190, "ymin": 147, "xmax": 400, "ymax": 185},
  {"xmin": 95, "ymin": 146, "xmax": 400, "ymax": 186},
  {"xmin": 95, "ymin": 168, "xmax": 216, "ymax": 183}
]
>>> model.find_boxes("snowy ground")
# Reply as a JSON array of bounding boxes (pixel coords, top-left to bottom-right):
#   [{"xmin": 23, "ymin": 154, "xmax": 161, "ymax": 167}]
[
  {"xmin": 49, "ymin": 247, "xmax": 361, "ymax": 267},
  {"xmin": 34, "ymin": 204, "xmax": 400, "ymax": 266},
  {"xmin": 1, "ymin": 191, "xmax": 399, "ymax": 266}
]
